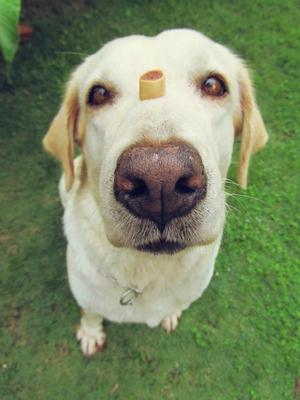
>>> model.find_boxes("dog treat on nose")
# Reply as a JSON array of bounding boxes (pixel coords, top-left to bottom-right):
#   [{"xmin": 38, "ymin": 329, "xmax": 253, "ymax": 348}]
[{"xmin": 139, "ymin": 70, "xmax": 165, "ymax": 100}]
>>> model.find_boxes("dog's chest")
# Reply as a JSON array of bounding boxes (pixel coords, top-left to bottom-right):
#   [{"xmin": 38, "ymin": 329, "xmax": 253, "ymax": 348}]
[
  {"xmin": 67, "ymin": 232, "xmax": 218, "ymax": 326},
  {"xmin": 64, "ymin": 183, "xmax": 219, "ymax": 326}
]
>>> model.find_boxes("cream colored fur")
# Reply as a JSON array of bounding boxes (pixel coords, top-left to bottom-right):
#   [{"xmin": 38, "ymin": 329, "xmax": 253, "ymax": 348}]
[{"xmin": 44, "ymin": 29, "xmax": 268, "ymax": 356}]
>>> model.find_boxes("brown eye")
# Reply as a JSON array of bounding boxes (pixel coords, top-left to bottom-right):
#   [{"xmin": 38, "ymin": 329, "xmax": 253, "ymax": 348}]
[
  {"xmin": 201, "ymin": 75, "xmax": 228, "ymax": 97},
  {"xmin": 88, "ymin": 85, "xmax": 111, "ymax": 107}
]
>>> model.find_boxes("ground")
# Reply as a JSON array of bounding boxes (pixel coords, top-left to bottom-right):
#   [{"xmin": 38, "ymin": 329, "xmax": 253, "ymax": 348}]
[{"xmin": 0, "ymin": 0, "xmax": 299, "ymax": 399}]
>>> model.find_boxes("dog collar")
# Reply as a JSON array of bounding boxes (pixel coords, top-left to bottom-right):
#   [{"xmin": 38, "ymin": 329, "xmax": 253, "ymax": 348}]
[{"xmin": 97, "ymin": 266, "xmax": 146, "ymax": 306}]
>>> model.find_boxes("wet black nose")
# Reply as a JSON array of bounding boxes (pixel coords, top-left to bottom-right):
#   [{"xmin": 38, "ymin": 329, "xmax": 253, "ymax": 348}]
[{"xmin": 114, "ymin": 141, "xmax": 207, "ymax": 232}]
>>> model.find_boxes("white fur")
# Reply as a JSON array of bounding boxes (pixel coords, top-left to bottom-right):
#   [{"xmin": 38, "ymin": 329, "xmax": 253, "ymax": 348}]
[{"xmin": 52, "ymin": 29, "xmax": 264, "ymax": 355}]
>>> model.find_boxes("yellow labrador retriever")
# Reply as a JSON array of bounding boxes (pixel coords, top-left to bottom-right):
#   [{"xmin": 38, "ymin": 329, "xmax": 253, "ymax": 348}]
[{"xmin": 43, "ymin": 29, "xmax": 268, "ymax": 356}]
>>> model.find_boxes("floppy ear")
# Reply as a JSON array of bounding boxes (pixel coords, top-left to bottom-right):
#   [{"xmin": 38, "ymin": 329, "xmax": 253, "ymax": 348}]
[
  {"xmin": 235, "ymin": 63, "xmax": 268, "ymax": 189},
  {"xmin": 43, "ymin": 71, "xmax": 85, "ymax": 191}
]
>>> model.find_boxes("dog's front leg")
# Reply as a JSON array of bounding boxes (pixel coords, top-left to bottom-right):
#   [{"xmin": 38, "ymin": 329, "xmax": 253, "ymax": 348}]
[{"xmin": 76, "ymin": 310, "xmax": 107, "ymax": 356}]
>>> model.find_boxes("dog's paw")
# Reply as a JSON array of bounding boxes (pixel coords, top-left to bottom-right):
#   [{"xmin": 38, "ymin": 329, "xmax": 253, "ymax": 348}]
[
  {"xmin": 76, "ymin": 316, "xmax": 107, "ymax": 356},
  {"xmin": 161, "ymin": 311, "xmax": 182, "ymax": 333}
]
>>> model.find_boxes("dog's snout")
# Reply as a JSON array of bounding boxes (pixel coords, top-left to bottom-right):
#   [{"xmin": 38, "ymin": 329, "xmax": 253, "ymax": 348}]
[{"xmin": 114, "ymin": 142, "xmax": 207, "ymax": 232}]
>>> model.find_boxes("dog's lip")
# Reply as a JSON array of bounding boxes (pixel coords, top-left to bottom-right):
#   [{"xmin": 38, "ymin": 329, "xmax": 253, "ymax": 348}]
[{"xmin": 136, "ymin": 239, "xmax": 186, "ymax": 255}]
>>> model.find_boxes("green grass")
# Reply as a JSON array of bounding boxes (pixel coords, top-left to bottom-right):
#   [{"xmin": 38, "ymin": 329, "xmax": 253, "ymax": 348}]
[{"xmin": 1, "ymin": 0, "xmax": 300, "ymax": 399}]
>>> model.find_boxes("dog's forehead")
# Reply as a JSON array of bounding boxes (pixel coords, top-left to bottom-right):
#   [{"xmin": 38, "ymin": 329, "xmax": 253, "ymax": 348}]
[{"xmin": 82, "ymin": 29, "xmax": 237, "ymax": 87}]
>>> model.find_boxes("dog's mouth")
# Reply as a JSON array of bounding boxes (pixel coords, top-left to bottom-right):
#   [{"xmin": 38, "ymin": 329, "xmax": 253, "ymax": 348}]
[{"xmin": 136, "ymin": 239, "xmax": 186, "ymax": 254}]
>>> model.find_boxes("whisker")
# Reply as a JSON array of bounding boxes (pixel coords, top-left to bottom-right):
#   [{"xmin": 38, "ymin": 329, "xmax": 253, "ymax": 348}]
[
  {"xmin": 55, "ymin": 51, "xmax": 88, "ymax": 57},
  {"xmin": 226, "ymin": 192, "xmax": 263, "ymax": 202},
  {"xmin": 223, "ymin": 178, "xmax": 240, "ymax": 187},
  {"xmin": 225, "ymin": 202, "xmax": 239, "ymax": 213}
]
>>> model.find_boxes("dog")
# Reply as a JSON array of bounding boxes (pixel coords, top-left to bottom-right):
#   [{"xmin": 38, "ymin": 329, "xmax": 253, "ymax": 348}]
[{"xmin": 43, "ymin": 29, "xmax": 268, "ymax": 356}]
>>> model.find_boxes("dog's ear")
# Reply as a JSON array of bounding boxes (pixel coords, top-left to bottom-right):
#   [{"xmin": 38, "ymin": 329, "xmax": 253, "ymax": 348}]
[
  {"xmin": 234, "ymin": 63, "xmax": 268, "ymax": 189},
  {"xmin": 43, "ymin": 69, "xmax": 85, "ymax": 191}
]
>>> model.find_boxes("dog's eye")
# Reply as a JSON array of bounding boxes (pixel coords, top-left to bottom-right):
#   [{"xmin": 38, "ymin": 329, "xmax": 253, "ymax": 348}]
[
  {"xmin": 88, "ymin": 85, "xmax": 111, "ymax": 107},
  {"xmin": 201, "ymin": 75, "xmax": 228, "ymax": 97}
]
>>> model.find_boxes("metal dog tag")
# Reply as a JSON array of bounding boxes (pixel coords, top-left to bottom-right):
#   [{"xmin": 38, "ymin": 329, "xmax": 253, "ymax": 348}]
[{"xmin": 120, "ymin": 288, "xmax": 140, "ymax": 306}]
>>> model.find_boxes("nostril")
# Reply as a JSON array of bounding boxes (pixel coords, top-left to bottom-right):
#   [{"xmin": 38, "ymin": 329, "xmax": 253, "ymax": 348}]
[
  {"xmin": 175, "ymin": 175, "xmax": 203, "ymax": 194},
  {"xmin": 129, "ymin": 178, "xmax": 147, "ymax": 197},
  {"xmin": 117, "ymin": 176, "xmax": 147, "ymax": 197}
]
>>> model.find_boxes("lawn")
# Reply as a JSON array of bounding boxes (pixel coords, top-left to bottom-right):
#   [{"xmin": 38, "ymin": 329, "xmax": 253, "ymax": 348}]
[{"xmin": 0, "ymin": 0, "xmax": 299, "ymax": 399}]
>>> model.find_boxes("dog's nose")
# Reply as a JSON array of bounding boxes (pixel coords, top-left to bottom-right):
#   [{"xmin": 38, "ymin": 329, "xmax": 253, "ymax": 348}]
[{"xmin": 114, "ymin": 142, "xmax": 207, "ymax": 232}]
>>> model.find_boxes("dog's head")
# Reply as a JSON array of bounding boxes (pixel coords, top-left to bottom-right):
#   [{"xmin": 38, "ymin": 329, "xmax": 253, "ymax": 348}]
[{"xmin": 43, "ymin": 29, "xmax": 268, "ymax": 254}]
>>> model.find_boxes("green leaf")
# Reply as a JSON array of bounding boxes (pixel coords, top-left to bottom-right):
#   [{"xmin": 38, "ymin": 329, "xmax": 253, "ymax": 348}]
[{"xmin": 0, "ymin": 0, "xmax": 21, "ymax": 64}]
